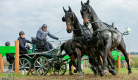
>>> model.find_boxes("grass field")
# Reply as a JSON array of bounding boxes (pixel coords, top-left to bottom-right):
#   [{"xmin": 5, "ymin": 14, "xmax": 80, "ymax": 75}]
[
  {"xmin": 0, "ymin": 68, "xmax": 137, "ymax": 80},
  {"xmin": 130, "ymin": 55, "xmax": 138, "ymax": 58}
]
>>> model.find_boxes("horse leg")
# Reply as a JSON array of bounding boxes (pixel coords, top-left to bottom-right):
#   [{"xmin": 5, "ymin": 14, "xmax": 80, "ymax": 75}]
[
  {"xmin": 89, "ymin": 58, "xmax": 98, "ymax": 75},
  {"xmin": 108, "ymin": 51, "xmax": 117, "ymax": 72},
  {"xmin": 75, "ymin": 48, "xmax": 83, "ymax": 77},
  {"xmin": 117, "ymin": 40, "xmax": 132, "ymax": 74},
  {"xmin": 102, "ymin": 40, "xmax": 112, "ymax": 74},
  {"xmin": 69, "ymin": 53, "xmax": 77, "ymax": 75},
  {"xmin": 107, "ymin": 57, "xmax": 113, "ymax": 73},
  {"xmin": 73, "ymin": 53, "xmax": 80, "ymax": 73},
  {"xmin": 89, "ymin": 50, "xmax": 103, "ymax": 76},
  {"xmin": 69, "ymin": 60, "xmax": 73, "ymax": 75},
  {"xmin": 72, "ymin": 61, "xmax": 77, "ymax": 73},
  {"xmin": 87, "ymin": 50, "xmax": 97, "ymax": 75},
  {"xmin": 107, "ymin": 57, "xmax": 118, "ymax": 75},
  {"xmin": 71, "ymin": 53, "xmax": 78, "ymax": 73},
  {"xmin": 96, "ymin": 51, "xmax": 105, "ymax": 76}
]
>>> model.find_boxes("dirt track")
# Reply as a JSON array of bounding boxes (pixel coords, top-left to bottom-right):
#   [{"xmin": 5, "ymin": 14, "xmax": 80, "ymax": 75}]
[
  {"xmin": 1, "ymin": 68, "xmax": 138, "ymax": 80},
  {"xmin": 8, "ymin": 73, "xmax": 136, "ymax": 80}
]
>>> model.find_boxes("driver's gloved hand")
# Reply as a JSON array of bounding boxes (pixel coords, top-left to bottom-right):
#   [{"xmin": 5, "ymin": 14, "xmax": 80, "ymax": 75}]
[
  {"xmin": 43, "ymin": 38, "xmax": 46, "ymax": 41},
  {"xmin": 55, "ymin": 38, "xmax": 59, "ymax": 40}
]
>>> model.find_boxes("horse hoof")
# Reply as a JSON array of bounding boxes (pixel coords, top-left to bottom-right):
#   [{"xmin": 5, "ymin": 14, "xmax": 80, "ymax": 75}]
[
  {"xmin": 69, "ymin": 72, "xmax": 74, "ymax": 75},
  {"xmin": 109, "ymin": 69, "xmax": 112, "ymax": 73},
  {"xmin": 74, "ymin": 69, "xmax": 77, "ymax": 73},
  {"xmin": 91, "ymin": 66, "xmax": 98, "ymax": 75},
  {"xmin": 112, "ymin": 66, "xmax": 116, "ymax": 69},
  {"xmin": 104, "ymin": 70, "xmax": 108, "ymax": 74},
  {"xmin": 94, "ymin": 72, "xmax": 98, "ymax": 75},
  {"xmin": 109, "ymin": 69, "xmax": 117, "ymax": 76},
  {"xmin": 78, "ymin": 72, "xmax": 84, "ymax": 77},
  {"xmin": 93, "ymin": 70, "xmax": 98, "ymax": 75},
  {"xmin": 99, "ymin": 72, "xmax": 104, "ymax": 77},
  {"xmin": 112, "ymin": 70, "xmax": 118, "ymax": 75},
  {"xmin": 128, "ymin": 71, "xmax": 132, "ymax": 74}
]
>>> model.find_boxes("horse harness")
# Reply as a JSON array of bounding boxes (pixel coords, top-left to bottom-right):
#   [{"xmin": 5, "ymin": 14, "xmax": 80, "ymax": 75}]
[
  {"xmin": 90, "ymin": 21, "xmax": 121, "ymax": 48},
  {"xmin": 72, "ymin": 24, "xmax": 94, "ymax": 52}
]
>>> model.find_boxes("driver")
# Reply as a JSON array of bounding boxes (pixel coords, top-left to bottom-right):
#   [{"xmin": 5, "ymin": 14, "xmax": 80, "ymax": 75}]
[
  {"xmin": 36, "ymin": 24, "xmax": 59, "ymax": 51},
  {"xmin": 18, "ymin": 31, "xmax": 32, "ymax": 54}
]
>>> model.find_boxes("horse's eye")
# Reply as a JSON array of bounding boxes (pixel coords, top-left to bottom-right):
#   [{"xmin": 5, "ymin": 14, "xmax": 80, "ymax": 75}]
[{"xmin": 69, "ymin": 15, "xmax": 72, "ymax": 18}]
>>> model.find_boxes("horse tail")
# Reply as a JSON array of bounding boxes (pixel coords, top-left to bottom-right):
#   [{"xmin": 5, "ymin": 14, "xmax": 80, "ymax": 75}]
[
  {"xmin": 57, "ymin": 42, "xmax": 68, "ymax": 58},
  {"xmin": 60, "ymin": 42, "xmax": 65, "ymax": 53}
]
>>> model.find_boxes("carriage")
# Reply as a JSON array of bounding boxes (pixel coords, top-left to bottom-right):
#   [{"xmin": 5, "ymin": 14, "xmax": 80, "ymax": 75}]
[{"xmin": 12, "ymin": 37, "xmax": 68, "ymax": 76}]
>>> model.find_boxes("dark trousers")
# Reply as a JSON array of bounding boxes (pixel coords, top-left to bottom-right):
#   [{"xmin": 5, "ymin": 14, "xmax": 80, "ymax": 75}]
[
  {"xmin": 6, "ymin": 54, "xmax": 15, "ymax": 64},
  {"xmin": 45, "ymin": 42, "xmax": 53, "ymax": 51},
  {"xmin": 6, "ymin": 54, "xmax": 15, "ymax": 70},
  {"xmin": 19, "ymin": 49, "xmax": 28, "ymax": 54}
]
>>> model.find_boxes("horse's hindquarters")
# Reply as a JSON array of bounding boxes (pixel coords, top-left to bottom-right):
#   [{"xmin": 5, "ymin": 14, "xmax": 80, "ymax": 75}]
[{"xmin": 111, "ymin": 32, "xmax": 122, "ymax": 49}]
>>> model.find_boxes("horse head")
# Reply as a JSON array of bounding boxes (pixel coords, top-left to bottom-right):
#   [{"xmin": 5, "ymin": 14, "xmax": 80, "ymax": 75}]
[
  {"xmin": 80, "ymin": 0, "xmax": 92, "ymax": 27},
  {"xmin": 62, "ymin": 6, "xmax": 76, "ymax": 33}
]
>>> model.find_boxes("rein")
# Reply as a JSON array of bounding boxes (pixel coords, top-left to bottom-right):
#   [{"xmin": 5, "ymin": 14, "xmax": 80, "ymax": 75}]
[{"xmin": 90, "ymin": 21, "xmax": 103, "ymax": 24}]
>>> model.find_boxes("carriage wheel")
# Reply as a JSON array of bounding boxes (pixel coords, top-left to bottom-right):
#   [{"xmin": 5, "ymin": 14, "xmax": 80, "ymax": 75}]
[
  {"xmin": 19, "ymin": 58, "xmax": 31, "ymax": 75},
  {"xmin": 34, "ymin": 56, "xmax": 50, "ymax": 76},
  {"xmin": 52, "ymin": 60, "xmax": 67, "ymax": 75}
]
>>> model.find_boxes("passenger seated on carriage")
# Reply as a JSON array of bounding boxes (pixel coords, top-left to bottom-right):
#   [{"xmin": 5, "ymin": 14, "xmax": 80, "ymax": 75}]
[
  {"xmin": 36, "ymin": 24, "xmax": 59, "ymax": 51},
  {"xmin": 18, "ymin": 31, "xmax": 32, "ymax": 54},
  {"xmin": 5, "ymin": 42, "xmax": 15, "ymax": 69}
]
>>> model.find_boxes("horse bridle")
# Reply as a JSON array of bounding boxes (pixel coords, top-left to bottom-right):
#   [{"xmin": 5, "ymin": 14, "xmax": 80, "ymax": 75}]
[
  {"xmin": 66, "ymin": 13, "xmax": 84, "ymax": 31},
  {"xmin": 67, "ymin": 22, "xmax": 88, "ymax": 31},
  {"xmin": 81, "ymin": 5, "xmax": 92, "ymax": 21},
  {"xmin": 66, "ymin": 11, "xmax": 93, "ymax": 40}
]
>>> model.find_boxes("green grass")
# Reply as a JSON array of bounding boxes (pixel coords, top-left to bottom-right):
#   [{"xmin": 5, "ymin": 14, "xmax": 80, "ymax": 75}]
[{"xmin": 0, "ymin": 68, "xmax": 138, "ymax": 80}]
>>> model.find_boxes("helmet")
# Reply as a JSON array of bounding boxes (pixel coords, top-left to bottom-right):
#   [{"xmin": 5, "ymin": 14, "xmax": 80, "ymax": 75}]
[
  {"xmin": 5, "ymin": 42, "xmax": 10, "ymax": 46},
  {"xmin": 19, "ymin": 31, "xmax": 25, "ymax": 35},
  {"xmin": 42, "ymin": 24, "xmax": 47, "ymax": 28}
]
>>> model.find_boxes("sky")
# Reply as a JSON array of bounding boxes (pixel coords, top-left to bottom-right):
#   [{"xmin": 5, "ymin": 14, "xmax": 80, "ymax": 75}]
[{"xmin": 0, "ymin": 0, "xmax": 138, "ymax": 52}]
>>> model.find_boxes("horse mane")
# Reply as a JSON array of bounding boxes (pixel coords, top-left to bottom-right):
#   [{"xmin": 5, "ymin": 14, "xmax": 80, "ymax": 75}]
[
  {"xmin": 71, "ymin": 12, "xmax": 82, "ymax": 29},
  {"xmin": 88, "ymin": 5, "xmax": 100, "ymax": 21}
]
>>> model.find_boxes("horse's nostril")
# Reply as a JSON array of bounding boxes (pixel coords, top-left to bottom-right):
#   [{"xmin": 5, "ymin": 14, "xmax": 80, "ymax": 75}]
[
  {"xmin": 67, "ymin": 29, "xmax": 71, "ymax": 33},
  {"xmin": 86, "ymin": 22, "xmax": 89, "ymax": 24},
  {"xmin": 84, "ymin": 22, "xmax": 88, "ymax": 25}
]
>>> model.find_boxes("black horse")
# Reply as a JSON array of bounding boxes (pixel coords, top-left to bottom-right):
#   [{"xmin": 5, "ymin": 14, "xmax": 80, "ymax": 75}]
[
  {"xmin": 80, "ymin": 0, "xmax": 132, "ymax": 75},
  {"xmin": 60, "ymin": 39, "xmax": 80, "ymax": 75},
  {"xmin": 60, "ymin": 39, "xmax": 104, "ymax": 75},
  {"xmin": 62, "ymin": 6, "xmax": 103, "ymax": 77}
]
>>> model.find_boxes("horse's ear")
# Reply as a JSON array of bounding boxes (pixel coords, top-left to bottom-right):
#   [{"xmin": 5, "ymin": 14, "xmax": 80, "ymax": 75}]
[
  {"xmin": 88, "ymin": 8, "xmax": 91, "ymax": 14},
  {"xmin": 86, "ymin": 0, "xmax": 90, "ymax": 5},
  {"xmin": 68, "ymin": 6, "xmax": 72, "ymax": 12},
  {"xmin": 62, "ymin": 16, "xmax": 65, "ymax": 22},
  {"xmin": 63, "ymin": 7, "xmax": 66, "ymax": 13},
  {"xmin": 80, "ymin": 10, "xmax": 82, "ymax": 15},
  {"xmin": 81, "ymin": 1, "xmax": 83, "ymax": 6}
]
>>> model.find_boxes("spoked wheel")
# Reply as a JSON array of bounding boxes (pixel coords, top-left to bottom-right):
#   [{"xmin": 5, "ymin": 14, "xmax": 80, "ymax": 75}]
[
  {"xmin": 19, "ymin": 58, "xmax": 31, "ymax": 75},
  {"xmin": 52, "ymin": 60, "xmax": 67, "ymax": 75},
  {"xmin": 34, "ymin": 56, "xmax": 50, "ymax": 76}
]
